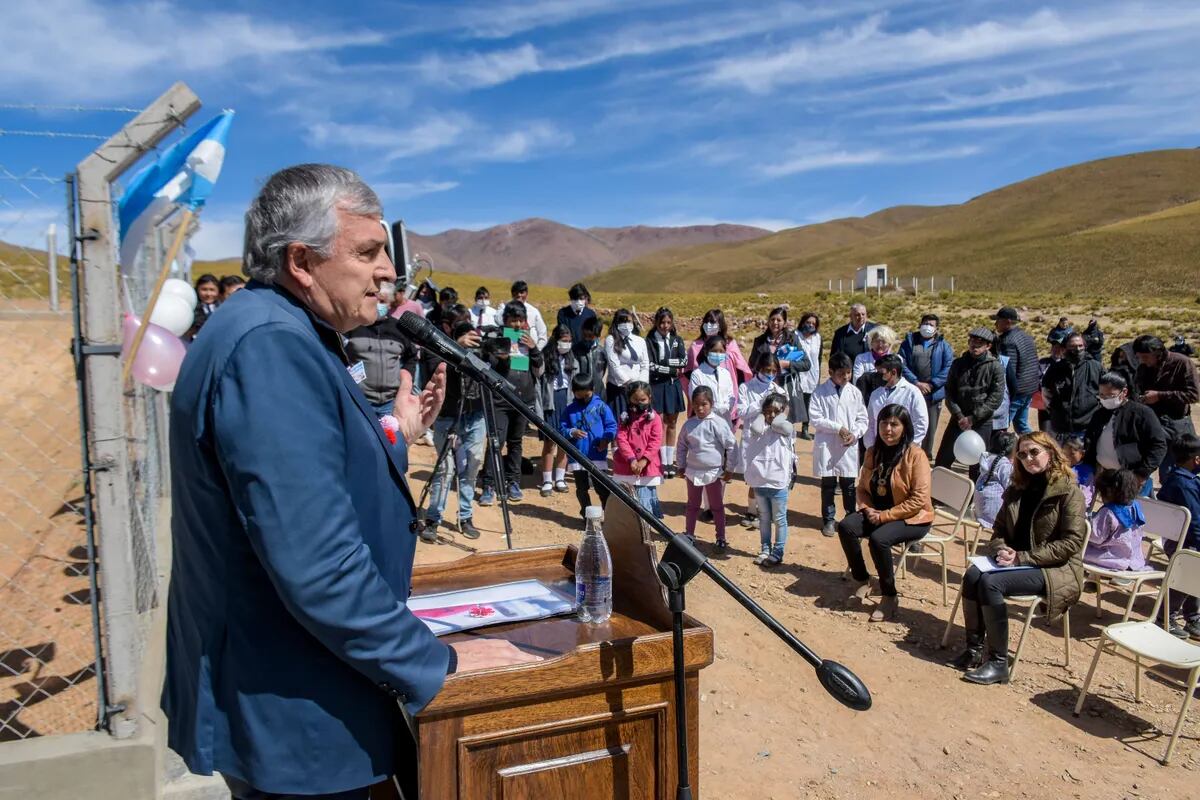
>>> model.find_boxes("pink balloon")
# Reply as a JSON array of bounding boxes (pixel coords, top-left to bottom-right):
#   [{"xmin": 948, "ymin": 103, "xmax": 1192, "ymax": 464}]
[{"xmin": 122, "ymin": 313, "xmax": 186, "ymax": 390}]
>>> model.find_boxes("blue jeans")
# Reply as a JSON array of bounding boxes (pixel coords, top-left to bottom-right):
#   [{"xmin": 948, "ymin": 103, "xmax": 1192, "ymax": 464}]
[
  {"xmin": 369, "ymin": 398, "xmax": 395, "ymax": 417},
  {"xmin": 426, "ymin": 411, "xmax": 486, "ymax": 523},
  {"xmin": 755, "ymin": 487, "xmax": 790, "ymax": 559},
  {"xmin": 629, "ymin": 484, "xmax": 662, "ymax": 520},
  {"xmin": 1008, "ymin": 393, "xmax": 1033, "ymax": 434}
]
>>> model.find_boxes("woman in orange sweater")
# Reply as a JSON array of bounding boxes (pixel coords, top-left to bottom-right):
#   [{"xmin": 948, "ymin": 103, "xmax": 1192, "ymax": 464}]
[{"xmin": 837, "ymin": 404, "xmax": 934, "ymax": 622}]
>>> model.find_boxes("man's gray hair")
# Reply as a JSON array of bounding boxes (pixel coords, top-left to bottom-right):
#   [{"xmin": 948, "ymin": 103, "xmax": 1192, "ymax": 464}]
[
  {"xmin": 243, "ymin": 164, "xmax": 382, "ymax": 285},
  {"xmin": 850, "ymin": 303, "xmax": 867, "ymax": 314}
]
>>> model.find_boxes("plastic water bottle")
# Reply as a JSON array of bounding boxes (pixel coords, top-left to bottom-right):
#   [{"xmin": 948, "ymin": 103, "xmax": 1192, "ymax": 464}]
[{"xmin": 576, "ymin": 506, "xmax": 612, "ymax": 624}]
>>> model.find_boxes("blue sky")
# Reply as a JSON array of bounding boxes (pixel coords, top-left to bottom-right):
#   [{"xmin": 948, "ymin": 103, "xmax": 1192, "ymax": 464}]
[{"xmin": 1, "ymin": 0, "xmax": 1199, "ymax": 260}]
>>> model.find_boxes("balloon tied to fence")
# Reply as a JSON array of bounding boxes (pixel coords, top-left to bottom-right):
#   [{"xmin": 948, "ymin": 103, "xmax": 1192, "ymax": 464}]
[{"xmin": 116, "ymin": 109, "xmax": 233, "ymax": 390}]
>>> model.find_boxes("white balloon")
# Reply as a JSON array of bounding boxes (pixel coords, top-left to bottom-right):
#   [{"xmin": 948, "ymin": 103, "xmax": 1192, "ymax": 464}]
[
  {"xmin": 161, "ymin": 278, "xmax": 198, "ymax": 310},
  {"xmin": 149, "ymin": 293, "xmax": 194, "ymax": 337},
  {"xmin": 953, "ymin": 429, "xmax": 987, "ymax": 466}
]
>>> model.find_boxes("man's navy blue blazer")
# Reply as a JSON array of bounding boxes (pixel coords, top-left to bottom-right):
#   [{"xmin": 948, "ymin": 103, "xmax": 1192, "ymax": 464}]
[{"xmin": 162, "ymin": 281, "xmax": 450, "ymax": 794}]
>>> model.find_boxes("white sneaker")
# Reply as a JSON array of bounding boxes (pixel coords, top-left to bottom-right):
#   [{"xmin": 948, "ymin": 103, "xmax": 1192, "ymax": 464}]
[{"xmin": 539, "ymin": 482, "xmax": 553, "ymax": 497}]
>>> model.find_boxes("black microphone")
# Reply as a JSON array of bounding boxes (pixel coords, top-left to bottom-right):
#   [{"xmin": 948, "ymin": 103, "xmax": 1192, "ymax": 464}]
[{"xmin": 395, "ymin": 311, "xmax": 515, "ymax": 393}]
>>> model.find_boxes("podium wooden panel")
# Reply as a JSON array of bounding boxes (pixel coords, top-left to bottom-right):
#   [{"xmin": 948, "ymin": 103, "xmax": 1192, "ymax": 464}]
[{"xmin": 406, "ymin": 500, "xmax": 713, "ymax": 800}]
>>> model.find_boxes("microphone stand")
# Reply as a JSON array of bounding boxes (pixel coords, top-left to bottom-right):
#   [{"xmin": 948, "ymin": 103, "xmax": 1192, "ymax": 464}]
[{"xmin": 399, "ymin": 314, "xmax": 872, "ymax": 798}]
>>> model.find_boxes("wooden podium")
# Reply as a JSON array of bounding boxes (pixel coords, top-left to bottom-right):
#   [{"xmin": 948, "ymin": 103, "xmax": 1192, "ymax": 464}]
[{"xmin": 406, "ymin": 499, "xmax": 714, "ymax": 799}]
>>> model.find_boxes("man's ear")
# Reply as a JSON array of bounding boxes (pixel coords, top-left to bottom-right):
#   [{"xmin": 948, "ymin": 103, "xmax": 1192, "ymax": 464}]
[{"xmin": 285, "ymin": 243, "xmax": 315, "ymax": 289}]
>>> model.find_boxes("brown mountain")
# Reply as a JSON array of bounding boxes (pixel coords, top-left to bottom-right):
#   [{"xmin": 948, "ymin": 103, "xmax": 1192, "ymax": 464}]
[
  {"xmin": 589, "ymin": 149, "xmax": 1200, "ymax": 295},
  {"xmin": 405, "ymin": 218, "xmax": 769, "ymax": 286}
]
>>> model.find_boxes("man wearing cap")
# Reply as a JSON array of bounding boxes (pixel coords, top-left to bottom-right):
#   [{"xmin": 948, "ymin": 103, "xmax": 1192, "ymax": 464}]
[
  {"xmin": 936, "ymin": 328, "xmax": 1005, "ymax": 479},
  {"xmin": 992, "ymin": 306, "xmax": 1040, "ymax": 434}
]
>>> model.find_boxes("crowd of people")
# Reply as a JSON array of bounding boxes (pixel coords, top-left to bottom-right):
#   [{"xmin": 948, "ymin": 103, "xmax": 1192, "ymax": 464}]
[{"xmin": 194, "ymin": 266, "xmax": 1200, "ymax": 680}]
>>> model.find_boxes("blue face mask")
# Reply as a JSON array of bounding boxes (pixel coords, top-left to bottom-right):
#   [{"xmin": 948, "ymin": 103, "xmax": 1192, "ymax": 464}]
[
  {"xmin": 758, "ymin": 372, "xmax": 776, "ymax": 383},
  {"xmin": 376, "ymin": 303, "xmax": 389, "ymax": 319},
  {"xmin": 707, "ymin": 353, "xmax": 727, "ymax": 368}
]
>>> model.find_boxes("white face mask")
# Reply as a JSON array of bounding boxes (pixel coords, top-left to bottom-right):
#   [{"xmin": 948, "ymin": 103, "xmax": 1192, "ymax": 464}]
[
  {"xmin": 919, "ymin": 324, "xmax": 937, "ymax": 339},
  {"xmin": 703, "ymin": 322, "xmax": 719, "ymax": 336},
  {"xmin": 617, "ymin": 322, "xmax": 634, "ymax": 336},
  {"xmin": 557, "ymin": 340, "xmax": 573, "ymax": 353},
  {"xmin": 476, "ymin": 298, "xmax": 491, "ymax": 309},
  {"xmin": 570, "ymin": 299, "xmax": 586, "ymax": 312},
  {"xmin": 1099, "ymin": 395, "xmax": 1124, "ymax": 410}
]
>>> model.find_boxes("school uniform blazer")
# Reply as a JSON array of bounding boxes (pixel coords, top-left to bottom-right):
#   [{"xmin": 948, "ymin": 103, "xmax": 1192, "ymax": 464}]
[{"xmin": 162, "ymin": 282, "xmax": 451, "ymax": 795}]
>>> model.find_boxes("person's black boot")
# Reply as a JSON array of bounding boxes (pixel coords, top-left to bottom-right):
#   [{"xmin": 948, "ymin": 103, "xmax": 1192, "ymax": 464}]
[
  {"xmin": 964, "ymin": 605, "xmax": 1009, "ymax": 685},
  {"xmin": 949, "ymin": 599, "xmax": 984, "ymax": 671}
]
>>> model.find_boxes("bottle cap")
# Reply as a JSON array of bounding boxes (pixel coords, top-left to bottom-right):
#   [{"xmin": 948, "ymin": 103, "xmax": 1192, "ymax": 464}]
[{"xmin": 584, "ymin": 506, "xmax": 604, "ymax": 520}]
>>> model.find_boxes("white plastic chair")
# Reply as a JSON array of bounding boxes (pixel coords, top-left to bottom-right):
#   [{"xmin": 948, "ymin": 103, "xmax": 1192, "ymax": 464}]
[
  {"xmin": 896, "ymin": 467, "xmax": 973, "ymax": 605},
  {"xmin": 1083, "ymin": 497, "xmax": 1191, "ymax": 623},
  {"xmin": 941, "ymin": 521, "xmax": 1091, "ymax": 681},
  {"xmin": 1074, "ymin": 549, "xmax": 1200, "ymax": 765}
]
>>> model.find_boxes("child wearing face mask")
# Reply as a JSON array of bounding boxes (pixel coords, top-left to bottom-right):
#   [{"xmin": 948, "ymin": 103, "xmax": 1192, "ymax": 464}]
[
  {"xmin": 689, "ymin": 336, "xmax": 735, "ymax": 424},
  {"xmin": 556, "ymin": 283, "xmax": 597, "ymax": 342},
  {"xmin": 470, "ymin": 286, "xmax": 501, "ymax": 328},
  {"xmin": 613, "ymin": 382, "xmax": 664, "ymax": 519},
  {"xmin": 677, "ymin": 386, "xmax": 736, "ymax": 550},
  {"xmin": 743, "ymin": 394, "xmax": 796, "ymax": 566},
  {"xmin": 684, "ymin": 310, "xmax": 752, "ymax": 416},
  {"xmin": 539, "ymin": 325, "xmax": 578, "ymax": 496},
  {"xmin": 604, "ymin": 308, "xmax": 650, "ymax": 418},
  {"xmin": 736, "ymin": 349, "xmax": 789, "ymax": 529},
  {"xmin": 560, "ymin": 374, "xmax": 618, "ymax": 517}
]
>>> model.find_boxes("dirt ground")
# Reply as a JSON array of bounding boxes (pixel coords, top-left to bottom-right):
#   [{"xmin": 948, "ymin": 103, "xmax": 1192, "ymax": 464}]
[
  {"xmin": 4, "ymin": 308, "xmax": 1199, "ymax": 798},
  {"xmin": 406, "ymin": 421, "xmax": 1200, "ymax": 800},
  {"xmin": 0, "ymin": 312, "xmax": 97, "ymax": 740}
]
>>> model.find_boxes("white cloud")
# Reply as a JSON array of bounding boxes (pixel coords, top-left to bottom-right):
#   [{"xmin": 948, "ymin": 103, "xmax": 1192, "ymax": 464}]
[
  {"xmin": 475, "ymin": 123, "xmax": 574, "ymax": 161},
  {"xmin": 895, "ymin": 105, "xmax": 1142, "ymax": 132},
  {"xmin": 372, "ymin": 181, "xmax": 460, "ymax": 202},
  {"xmin": 0, "ymin": 0, "xmax": 384, "ymax": 100},
  {"xmin": 307, "ymin": 115, "xmax": 471, "ymax": 161},
  {"xmin": 701, "ymin": 5, "xmax": 1200, "ymax": 94},
  {"xmin": 450, "ymin": 0, "xmax": 670, "ymax": 40},
  {"xmin": 189, "ymin": 215, "xmax": 245, "ymax": 261},
  {"xmin": 803, "ymin": 196, "xmax": 869, "ymax": 223},
  {"xmin": 757, "ymin": 144, "xmax": 981, "ymax": 178}
]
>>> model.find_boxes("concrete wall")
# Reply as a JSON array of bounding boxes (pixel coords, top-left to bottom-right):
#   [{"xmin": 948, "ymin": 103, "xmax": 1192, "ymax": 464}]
[{"xmin": 0, "ymin": 730, "xmax": 157, "ymax": 800}]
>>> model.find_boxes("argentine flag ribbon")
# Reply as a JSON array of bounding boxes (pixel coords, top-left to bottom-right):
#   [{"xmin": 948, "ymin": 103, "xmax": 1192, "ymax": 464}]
[{"xmin": 117, "ymin": 109, "xmax": 234, "ymax": 269}]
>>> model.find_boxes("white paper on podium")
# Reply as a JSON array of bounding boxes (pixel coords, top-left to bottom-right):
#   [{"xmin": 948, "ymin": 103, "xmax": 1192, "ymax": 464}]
[{"xmin": 409, "ymin": 578, "xmax": 576, "ymax": 636}]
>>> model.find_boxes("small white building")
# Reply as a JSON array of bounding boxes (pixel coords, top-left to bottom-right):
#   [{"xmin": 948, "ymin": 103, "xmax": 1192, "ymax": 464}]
[{"xmin": 855, "ymin": 263, "xmax": 888, "ymax": 290}]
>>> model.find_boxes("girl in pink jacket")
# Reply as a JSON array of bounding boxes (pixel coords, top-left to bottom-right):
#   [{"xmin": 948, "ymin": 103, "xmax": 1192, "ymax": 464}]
[{"xmin": 613, "ymin": 381, "xmax": 664, "ymax": 519}]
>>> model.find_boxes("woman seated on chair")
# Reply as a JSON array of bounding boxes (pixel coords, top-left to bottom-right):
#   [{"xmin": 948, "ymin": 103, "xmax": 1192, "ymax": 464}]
[
  {"xmin": 838, "ymin": 403, "xmax": 933, "ymax": 623},
  {"xmin": 950, "ymin": 431, "xmax": 1087, "ymax": 685}
]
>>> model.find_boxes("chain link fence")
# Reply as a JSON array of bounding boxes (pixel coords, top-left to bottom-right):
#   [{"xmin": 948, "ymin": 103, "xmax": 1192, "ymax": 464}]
[{"xmin": 0, "ymin": 164, "xmax": 100, "ymax": 740}]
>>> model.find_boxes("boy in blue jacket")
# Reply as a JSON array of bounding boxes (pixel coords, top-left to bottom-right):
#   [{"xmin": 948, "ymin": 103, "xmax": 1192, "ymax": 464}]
[
  {"xmin": 1160, "ymin": 434, "xmax": 1200, "ymax": 639},
  {"xmin": 560, "ymin": 373, "xmax": 618, "ymax": 516}
]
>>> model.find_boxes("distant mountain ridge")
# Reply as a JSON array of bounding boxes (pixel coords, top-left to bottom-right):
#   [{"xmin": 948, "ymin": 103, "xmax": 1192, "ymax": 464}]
[
  {"xmin": 405, "ymin": 218, "xmax": 769, "ymax": 286},
  {"xmin": 588, "ymin": 149, "xmax": 1200, "ymax": 296}
]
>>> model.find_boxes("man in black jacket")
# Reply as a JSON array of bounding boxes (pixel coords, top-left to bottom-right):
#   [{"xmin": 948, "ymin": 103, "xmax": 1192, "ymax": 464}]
[
  {"xmin": 479, "ymin": 302, "xmax": 545, "ymax": 506},
  {"xmin": 1085, "ymin": 371, "xmax": 1168, "ymax": 489},
  {"xmin": 1042, "ymin": 332, "xmax": 1102, "ymax": 442},
  {"xmin": 992, "ymin": 306, "xmax": 1039, "ymax": 434},
  {"xmin": 936, "ymin": 328, "xmax": 1005, "ymax": 479},
  {"xmin": 1133, "ymin": 334, "xmax": 1200, "ymax": 480},
  {"xmin": 831, "ymin": 303, "xmax": 876, "ymax": 360}
]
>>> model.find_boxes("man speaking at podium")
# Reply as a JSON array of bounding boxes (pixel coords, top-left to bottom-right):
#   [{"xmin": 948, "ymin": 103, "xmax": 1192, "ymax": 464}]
[{"xmin": 163, "ymin": 165, "xmax": 535, "ymax": 800}]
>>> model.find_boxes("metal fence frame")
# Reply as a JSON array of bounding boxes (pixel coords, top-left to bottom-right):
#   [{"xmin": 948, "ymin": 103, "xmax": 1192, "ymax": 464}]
[{"xmin": 74, "ymin": 83, "xmax": 200, "ymax": 739}]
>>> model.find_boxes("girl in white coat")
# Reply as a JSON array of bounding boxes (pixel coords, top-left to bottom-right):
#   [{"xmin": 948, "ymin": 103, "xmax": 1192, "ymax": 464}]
[
  {"xmin": 742, "ymin": 394, "xmax": 796, "ymax": 566},
  {"xmin": 736, "ymin": 350, "xmax": 789, "ymax": 530},
  {"xmin": 604, "ymin": 308, "xmax": 650, "ymax": 418},
  {"xmin": 810, "ymin": 352, "xmax": 869, "ymax": 536},
  {"xmin": 795, "ymin": 311, "xmax": 823, "ymax": 440}
]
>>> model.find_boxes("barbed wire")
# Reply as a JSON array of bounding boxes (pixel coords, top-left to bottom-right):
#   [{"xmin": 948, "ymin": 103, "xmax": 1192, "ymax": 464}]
[{"xmin": 0, "ymin": 102, "xmax": 143, "ymax": 113}]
